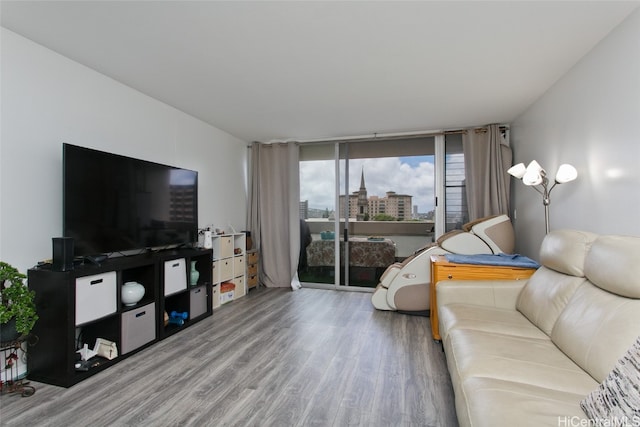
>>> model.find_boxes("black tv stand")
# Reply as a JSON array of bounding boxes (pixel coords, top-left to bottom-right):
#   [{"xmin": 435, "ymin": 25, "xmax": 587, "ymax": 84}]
[
  {"xmin": 84, "ymin": 254, "xmax": 108, "ymax": 265},
  {"xmin": 27, "ymin": 247, "xmax": 213, "ymax": 387}
]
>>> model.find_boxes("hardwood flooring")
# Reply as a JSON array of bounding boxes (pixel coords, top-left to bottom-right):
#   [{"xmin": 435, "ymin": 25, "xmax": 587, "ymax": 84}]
[{"xmin": 0, "ymin": 288, "xmax": 458, "ymax": 427}]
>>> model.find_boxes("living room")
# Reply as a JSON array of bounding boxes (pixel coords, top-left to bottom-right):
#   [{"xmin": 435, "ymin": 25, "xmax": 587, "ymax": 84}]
[{"xmin": 1, "ymin": 2, "xmax": 639, "ymax": 426}]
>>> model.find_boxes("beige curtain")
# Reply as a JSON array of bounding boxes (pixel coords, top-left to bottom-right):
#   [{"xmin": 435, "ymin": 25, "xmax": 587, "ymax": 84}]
[
  {"xmin": 248, "ymin": 142, "xmax": 301, "ymax": 289},
  {"xmin": 463, "ymin": 124, "xmax": 512, "ymax": 221}
]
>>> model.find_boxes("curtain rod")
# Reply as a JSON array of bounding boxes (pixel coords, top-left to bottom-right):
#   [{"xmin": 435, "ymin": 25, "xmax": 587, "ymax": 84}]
[{"xmin": 263, "ymin": 125, "xmax": 508, "ymax": 145}]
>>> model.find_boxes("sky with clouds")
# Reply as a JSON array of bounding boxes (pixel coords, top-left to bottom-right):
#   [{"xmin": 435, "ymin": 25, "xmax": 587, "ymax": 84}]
[{"xmin": 300, "ymin": 156, "xmax": 435, "ymax": 214}]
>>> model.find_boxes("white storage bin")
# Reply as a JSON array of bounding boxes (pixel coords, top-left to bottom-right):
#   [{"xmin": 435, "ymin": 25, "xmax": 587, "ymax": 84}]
[
  {"xmin": 164, "ymin": 258, "xmax": 187, "ymax": 296},
  {"xmin": 220, "ymin": 290, "xmax": 234, "ymax": 304},
  {"xmin": 121, "ymin": 302, "xmax": 156, "ymax": 354},
  {"xmin": 75, "ymin": 272, "xmax": 117, "ymax": 326}
]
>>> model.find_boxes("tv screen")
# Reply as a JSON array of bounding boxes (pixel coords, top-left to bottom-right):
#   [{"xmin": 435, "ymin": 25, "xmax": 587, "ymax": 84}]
[{"xmin": 63, "ymin": 143, "xmax": 198, "ymax": 257}]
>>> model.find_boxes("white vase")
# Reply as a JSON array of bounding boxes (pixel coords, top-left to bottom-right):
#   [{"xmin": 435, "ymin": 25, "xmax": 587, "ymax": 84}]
[{"xmin": 121, "ymin": 281, "xmax": 145, "ymax": 306}]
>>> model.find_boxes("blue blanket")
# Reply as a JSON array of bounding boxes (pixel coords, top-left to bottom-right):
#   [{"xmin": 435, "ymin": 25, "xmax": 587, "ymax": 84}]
[{"xmin": 444, "ymin": 253, "xmax": 540, "ymax": 269}]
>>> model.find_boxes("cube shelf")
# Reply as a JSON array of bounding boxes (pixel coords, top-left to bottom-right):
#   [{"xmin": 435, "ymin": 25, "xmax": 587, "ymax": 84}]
[{"xmin": 27, "ymin": 248, "xmax": 212, "ymax": 387}]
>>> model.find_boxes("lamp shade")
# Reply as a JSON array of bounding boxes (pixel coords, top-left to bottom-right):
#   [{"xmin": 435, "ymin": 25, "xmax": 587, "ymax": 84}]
[
  {"xmin": 522, "ymin": 160, "xmax": 545, "ymax": 186},
  {"xmin": 526, "ymin": 160, "xmax": 544, "ymax": 175},
  {"xmin": 555, "ymin": 164, "xmax": 578, "ymax": 184},
  {"xmin": 507, "ymin": 163, "xmax": 527, "ymax": 179},
  {"xmin": 522, "ymin": 169, "xmax": 543, "ymax": 186}
]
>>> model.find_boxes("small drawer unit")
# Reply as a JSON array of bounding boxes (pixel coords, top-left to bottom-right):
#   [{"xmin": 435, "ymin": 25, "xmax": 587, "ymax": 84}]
[
  {"xmin": 121, "ymin": 302, "xmax": 156, "ymax": 354},
  {"xmin": 75, "ymin": 271, "xmax": 117, "ymax": 326},
  {"xmin": 190, "ymin": 286, "xmax": 208, "ymax": 319},
  {"xmin": 246, "ymin": 250, "xmax": 259, "ymax": 289},
  {"xmin": 164, "ymin": 258, "xmax": 187, "ymax": 296}
]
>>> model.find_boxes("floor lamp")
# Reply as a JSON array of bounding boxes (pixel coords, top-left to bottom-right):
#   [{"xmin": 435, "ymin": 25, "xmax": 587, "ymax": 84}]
[{"xmin": 507, "ymin": 161, "xmax": 578, "ymax": 234}]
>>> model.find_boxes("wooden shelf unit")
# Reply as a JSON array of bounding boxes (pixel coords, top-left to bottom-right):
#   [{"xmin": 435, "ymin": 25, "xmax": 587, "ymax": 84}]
[{"xmin": 211, "ymin": 233, "xmax": 246, "ymax": 309}]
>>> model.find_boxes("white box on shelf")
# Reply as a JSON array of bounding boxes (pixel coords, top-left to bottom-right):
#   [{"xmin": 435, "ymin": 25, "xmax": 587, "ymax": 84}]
[
  {"xmin": 75, "ymin": 271, "xmax": 117, "ymax": 326},
  {"xmin": 220, "ymin": 282, "xmax": 235, "ymax": 304},
  {"xmin": 220, "ymin": 290, "xmax": 234, "ymax": 304},
  {"xmin": 164, "ymin": 258, "xmax": 187, "ymax": 296}
]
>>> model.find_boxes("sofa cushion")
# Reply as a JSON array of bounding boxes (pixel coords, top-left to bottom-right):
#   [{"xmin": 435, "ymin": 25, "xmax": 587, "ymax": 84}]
[
  {"xmin": 539, "ymin": 229, "xmax": 597, "ymax": 277},
  {"xmin": 551, "ymin": 283, "xmax": 640, "ymax": 382},
  {"xmin": 439, "ymin": 304, "xmax": 548, "ymax": 343},
  {"xmin": 584, "ymin": 235, "xmax": 640, "ymax": 298},
  {"xmin": 444, "ymin": 328, "xmax": 598, "ymax": 396},
  {"xmin": 580, "ymin": 336, "xmax": 640, "ymax": 424},
  {"xmin": 516, "ymin": 267, "xmax": 586, "ymax": 336},
  {"xmin": 458, "ymin": 377, "xmax": 589, "ymax": 427}
]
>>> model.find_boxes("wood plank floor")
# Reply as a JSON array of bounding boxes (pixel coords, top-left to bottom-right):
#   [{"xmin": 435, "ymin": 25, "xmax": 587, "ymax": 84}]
[{"xmin": 0, "ymin": 288, "xmax": 458, "ymax": 427}]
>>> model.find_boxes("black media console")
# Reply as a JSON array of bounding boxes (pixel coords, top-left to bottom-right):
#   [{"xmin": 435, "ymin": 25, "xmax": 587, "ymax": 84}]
[{"xmin": 27, "ymin": 248, "xmax": 212, "ymax": 387}]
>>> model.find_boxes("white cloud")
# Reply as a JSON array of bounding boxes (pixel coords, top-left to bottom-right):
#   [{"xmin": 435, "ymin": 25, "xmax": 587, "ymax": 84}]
[{"xmin": 300, "ymin": 156, "xmax": 435, "ymax": 213}]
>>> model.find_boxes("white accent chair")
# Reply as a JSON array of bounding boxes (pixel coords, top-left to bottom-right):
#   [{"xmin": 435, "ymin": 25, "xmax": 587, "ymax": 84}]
[{"xmin": 371, "ymin": 214, "xmax": 515, "ymax": 314}]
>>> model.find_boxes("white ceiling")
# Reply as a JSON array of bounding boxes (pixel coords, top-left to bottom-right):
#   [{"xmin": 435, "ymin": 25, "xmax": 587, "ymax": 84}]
[{"xmin": 2, "ymin": 1, "xmax": 638, "ymax": 143}]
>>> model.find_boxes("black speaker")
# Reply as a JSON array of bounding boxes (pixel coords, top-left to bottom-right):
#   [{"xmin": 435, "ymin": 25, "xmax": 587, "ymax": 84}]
[{"xmin": 52, "ymin": 237, "xmax": 74, "ymax": 271}]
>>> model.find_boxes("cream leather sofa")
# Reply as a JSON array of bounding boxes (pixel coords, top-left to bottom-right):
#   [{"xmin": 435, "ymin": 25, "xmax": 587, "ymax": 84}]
[{"xmin": 437, "ymin": 229, "xmax": 640, "ymax": 427}]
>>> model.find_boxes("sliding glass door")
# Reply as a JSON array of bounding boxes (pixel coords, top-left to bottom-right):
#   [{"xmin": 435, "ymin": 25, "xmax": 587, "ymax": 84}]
[{"xmin": 299, "ymin": 136, "xmax": 445, "ymax": 289}]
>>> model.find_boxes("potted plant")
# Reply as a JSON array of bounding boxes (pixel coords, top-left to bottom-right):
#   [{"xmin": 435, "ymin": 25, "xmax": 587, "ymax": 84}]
[{"xmin": 0, "ymin": 262, "xmax": 38, "ymax": 342}]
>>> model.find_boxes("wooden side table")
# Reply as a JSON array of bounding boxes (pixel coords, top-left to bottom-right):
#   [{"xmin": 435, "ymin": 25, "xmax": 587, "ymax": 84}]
[{"xmin": 430, "ymin": 255, "xmax": 537, "ymax": 340}]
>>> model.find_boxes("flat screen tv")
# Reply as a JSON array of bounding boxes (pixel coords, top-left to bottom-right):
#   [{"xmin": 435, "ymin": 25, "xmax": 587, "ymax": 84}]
[{"xmin": 63, "ymin": 143, "xmax": 198, "ymax": 257}]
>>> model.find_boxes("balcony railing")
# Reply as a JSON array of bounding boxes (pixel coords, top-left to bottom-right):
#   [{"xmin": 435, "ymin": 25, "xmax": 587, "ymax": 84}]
[{"xmin": 299, "ymin": 219, "xmax": 435, "ymax": 287}]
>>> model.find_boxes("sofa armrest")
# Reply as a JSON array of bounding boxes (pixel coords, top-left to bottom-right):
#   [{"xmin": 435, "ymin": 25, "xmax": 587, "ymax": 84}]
[{"xmin": 436, "ymin": 279, "xmax": 527, "ymax": 311}]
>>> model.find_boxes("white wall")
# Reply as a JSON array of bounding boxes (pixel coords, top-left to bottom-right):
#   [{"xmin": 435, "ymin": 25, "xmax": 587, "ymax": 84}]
[
  {"xmin": 0, "ymin": 29, "xmax": 248, "ymax": 272},
  {"xmin": 510, "ymin": 9, "xmax": 640, "ymax": 259}
]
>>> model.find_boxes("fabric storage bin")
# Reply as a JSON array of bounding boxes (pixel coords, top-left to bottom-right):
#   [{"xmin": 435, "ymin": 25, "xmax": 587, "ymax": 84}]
[
  {"xmin": 234, "ymin": 255, "xmax": 245, "ymax": 272},
  {"xmin": 219, "ymin": 258, "xmax": 233, "ymax": 282},
  {"xmin": 212, "ymin": 260, "xmax": 220, "ymax": 283},
  {"xmin": 75, "ymin": 271, "xmax": 117, "ymax": 326},
  {"xmin": 164, "ymin": 258, "xmax": 187, "ymax": 296},
  {"xmin": 219, "ymin": 236, "xmax": 233, "ymax": 258},
  {"xmin": 121, "ymin": 302, "xmax": 156, "ymax": 354},
  {"xmin": 190, "ymin": 286, "xmax": 207, "ymax": 318}
]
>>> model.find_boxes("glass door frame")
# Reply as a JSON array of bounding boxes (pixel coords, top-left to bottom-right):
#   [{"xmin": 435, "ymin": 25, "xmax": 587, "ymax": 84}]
[{"xmin": 300, "ymin": 135, "xmax": 449, "ymax": 290}]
